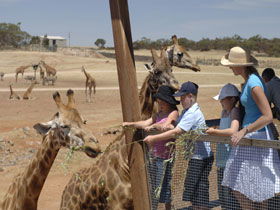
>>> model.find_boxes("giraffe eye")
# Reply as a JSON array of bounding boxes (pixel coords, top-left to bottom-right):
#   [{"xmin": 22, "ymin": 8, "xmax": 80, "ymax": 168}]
[
  {"xmin": 154, "ymin": 70, "xmax": 161, "ymax": 75},
  {"xmin": 177, "ymin": 52, "xmax": 183, "ymax": 57}
]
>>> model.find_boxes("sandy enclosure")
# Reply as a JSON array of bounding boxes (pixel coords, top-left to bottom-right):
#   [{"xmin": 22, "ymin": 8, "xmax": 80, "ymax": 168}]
[{"xmin": 0, "ymin": 49, "xmax": 279, "ymax": 209}]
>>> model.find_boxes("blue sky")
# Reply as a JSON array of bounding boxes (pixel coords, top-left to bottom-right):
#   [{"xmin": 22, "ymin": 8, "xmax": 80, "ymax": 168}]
[{"xmin": 1, "ymin": 0, "xmax": 280, "ymax": 47}]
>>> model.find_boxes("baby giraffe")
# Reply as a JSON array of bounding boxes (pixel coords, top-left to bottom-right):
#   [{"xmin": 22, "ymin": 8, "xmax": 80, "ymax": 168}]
[
  {"xmin": 1, "ymin": 89, "xmax": 100, "ymax": 210},
  {"xmin": 15, "ymin": 65, "xmax": 31, "ymax": 82}
]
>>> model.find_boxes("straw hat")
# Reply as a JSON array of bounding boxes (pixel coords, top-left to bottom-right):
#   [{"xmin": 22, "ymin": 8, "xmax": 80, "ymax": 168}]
[{"xmin": 221, "ymin": 46, "xmax": 258, "ymax": 67}]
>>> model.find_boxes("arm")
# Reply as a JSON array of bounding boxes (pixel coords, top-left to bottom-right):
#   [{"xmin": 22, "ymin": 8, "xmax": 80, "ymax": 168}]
[
  {"xmin": 231, "ymin": 86, "xmax": 273, "ymax": 146},
  {"xmin": 145, "ymin": 110, "xmax": 179, "ymax": 131},
  {"xmin": 122, "ymin": 117, "xmax": 153, "ymax": 129},
  {"xmin": 206, "ymin": 108, "xmax": 240, "ymax": 136},
  {"xmin": 143, "ymin": 126, "xmax": 183, "ymax": 146}
]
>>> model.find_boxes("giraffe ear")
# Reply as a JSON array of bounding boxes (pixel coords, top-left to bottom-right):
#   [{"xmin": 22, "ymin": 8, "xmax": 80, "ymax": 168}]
[
  {"xmin": 82, "ymin": 145, "xmax": 102, "ymax": 158},
  {"xmin": 151, "ymin": 49, "xmax": 160, "ymax": 64},
  {"xmin": 33, "ymin": 123, "xmax": 52, "ymax": 135},
  {"xmin": 144, "ymin": 64, "xmax": 151, "ymax": 70}
]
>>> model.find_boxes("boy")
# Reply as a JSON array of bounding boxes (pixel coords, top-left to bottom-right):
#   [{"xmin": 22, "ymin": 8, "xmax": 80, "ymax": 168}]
[{"xmin": 144, "ymin": 81, "xmax": 213, "ymax": 210}]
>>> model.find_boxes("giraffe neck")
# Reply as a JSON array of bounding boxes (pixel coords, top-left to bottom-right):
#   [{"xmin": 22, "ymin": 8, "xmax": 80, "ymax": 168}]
[
  {"xmin": 1, "ymin": 135, "xmax": 60, "ymax": 210},
  {"xmin": 139, "ymin": 75, "xmax": 155, "ymax": 119},
  {"xmin": 9, "ymin": 85, "xmax": 14, "ymax": 94},
  {"xmin": 82, "ymin": 69, "xmax": 90, "ymax": 79}
]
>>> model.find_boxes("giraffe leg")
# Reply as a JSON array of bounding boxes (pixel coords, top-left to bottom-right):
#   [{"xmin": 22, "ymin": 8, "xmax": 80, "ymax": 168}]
[
  {"xmin": 85, "ymin": 84, "xmax": 88, "ymax": 102},
  {"xmin": 89, "ymin": 86, "xmax": 92, "ymax": 103}
]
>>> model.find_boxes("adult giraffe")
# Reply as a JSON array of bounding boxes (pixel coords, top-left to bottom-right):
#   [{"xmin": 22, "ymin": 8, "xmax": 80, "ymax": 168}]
[
  {"xmin": 1, "ymin": 89, "xmax": 100, "ymax": 210},
  {"xmin": 15, "ymin": 65, "xmax": 32, "ymax": 82},
  {"xmin": 59, "ymin": 46, "xmax": 200, "ymax": 209},
  {"xmin": 81, "ymin": 66, "xmax": 97, "ymax": 103}
]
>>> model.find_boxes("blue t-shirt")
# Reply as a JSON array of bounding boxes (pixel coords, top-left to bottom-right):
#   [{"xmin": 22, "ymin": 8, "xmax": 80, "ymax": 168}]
[
  {"xmin": 241, "ymin": 73, "xmax": 267, "ymax": 131},
  {"xmin": 177, "ymin": 103, "xmax": 213, "ymax": 160}
]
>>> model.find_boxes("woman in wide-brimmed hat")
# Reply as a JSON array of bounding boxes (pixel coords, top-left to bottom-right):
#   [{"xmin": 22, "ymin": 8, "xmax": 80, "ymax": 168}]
[
  {"xmin": 220, "ymin": 46, "xmax": 280, "ymax": 209},
  {"xmin": 123, "ymin": 85, "xmax": 179, "ymax": 210}
]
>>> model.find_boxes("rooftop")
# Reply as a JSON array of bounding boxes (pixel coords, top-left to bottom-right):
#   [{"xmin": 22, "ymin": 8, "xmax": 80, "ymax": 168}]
[{"xmin": 40, "ymin": 36, "xmax": 66, "ymax": 40}]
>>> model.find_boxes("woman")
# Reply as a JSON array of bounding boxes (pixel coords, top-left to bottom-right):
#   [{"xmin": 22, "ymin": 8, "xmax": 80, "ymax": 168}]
[{"xmin": 220, "ymin": 46, "xmax": 280, "ymax": 209}]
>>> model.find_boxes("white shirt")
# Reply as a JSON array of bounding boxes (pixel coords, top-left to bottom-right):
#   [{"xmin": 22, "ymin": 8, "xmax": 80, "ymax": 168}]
[{"xmin": 177, "ymin": 103, "xmax": 213, "ymax": 159}]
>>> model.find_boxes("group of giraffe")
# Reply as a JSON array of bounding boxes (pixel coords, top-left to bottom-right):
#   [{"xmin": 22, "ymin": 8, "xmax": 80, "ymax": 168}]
[
  {"xmin": 12, "ymin": 60, "xmax": 96, "ymax": 102},
  {"xmin": 15, "ymin": 60, "xmax": 57, "ymax": 83},
  {"xmin": 9, "ymin": 60, "xmax": 58, "ymax": 100},
  {"xmin": 1, "ymin": 35, "xmax": 200, "ymax": 209}
]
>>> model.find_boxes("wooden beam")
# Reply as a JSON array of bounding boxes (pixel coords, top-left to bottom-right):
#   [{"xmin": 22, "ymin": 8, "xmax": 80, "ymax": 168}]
[{"xmin": 109, "ymin": 0, "xmax": 151, "ymax": 209}]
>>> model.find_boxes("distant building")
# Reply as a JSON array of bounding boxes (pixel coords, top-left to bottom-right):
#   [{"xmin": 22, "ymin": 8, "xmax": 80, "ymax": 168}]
[{"xmin": 39, "ymin": 35, "xmax": 67, "ymax": 48}]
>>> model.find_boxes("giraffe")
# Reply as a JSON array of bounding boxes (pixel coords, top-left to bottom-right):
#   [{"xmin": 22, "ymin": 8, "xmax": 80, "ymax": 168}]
[
  {"xmin": 9, "ymin": 84, "xmax": 21, "ymax": 100},
  {"xmin": 1, "ymin": 89, "xmax": 101, "ymax": 210},
  {"xmin": 22, "ymin": 80, "xmax": 39, "ymax": 100},
  {"xmin": 39, "ymin": 60, "xmax": 57, "ymax": 77},
  {"xmin": 59, "ymin": 49, "xmax": 183, "ymax": 210},
  {"xmin": 165, "ymin": 35, "xmax": 201, "ymax": 72},
  {"xmin": 81, "ymin": 66, "xmax": 96, "ymax": 103},
  {"xmin": 15, "ymin": 65, "xmax": 32, "ymax": 82}
]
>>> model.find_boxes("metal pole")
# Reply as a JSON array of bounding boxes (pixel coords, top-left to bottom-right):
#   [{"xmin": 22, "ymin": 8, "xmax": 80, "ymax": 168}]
[{"xmin": 109, "ymin": 0, "xmax": 151, "ymax": 209}]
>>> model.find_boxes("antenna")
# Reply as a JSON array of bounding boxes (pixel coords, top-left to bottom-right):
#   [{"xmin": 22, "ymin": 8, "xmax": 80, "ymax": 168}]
[{"xmin": 68, "ymin": 32, "xmax": 71, "ymax": 47}]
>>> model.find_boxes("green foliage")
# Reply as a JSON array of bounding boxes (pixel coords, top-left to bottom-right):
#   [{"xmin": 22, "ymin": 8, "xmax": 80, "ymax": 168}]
[
  {"xmin": 95, "ymin": 38, "xmax": 106, "ymax": 48},
  {"xmin": 30, "ymin": 36, "xmax": 41, "ymax": 44},
  {"xmin": 0, "ymin": 22, "xmax": 31, "ymax": 48},
  {"xmin": 42, "ymin": 34, "xmax": 49, "ymax": 48},
  {"xmin": 133, "ymin": 35, "xmax": 280, "ymax": 57}
]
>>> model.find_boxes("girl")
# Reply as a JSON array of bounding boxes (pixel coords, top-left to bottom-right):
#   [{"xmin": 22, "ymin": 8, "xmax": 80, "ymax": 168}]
[
  {"xmin": 123, "ymin": 85, "xmax": 179, "ymax": 210},
  {"xmin": 206, "ymin": 83, "xmax": 241, "ymax": 210}
]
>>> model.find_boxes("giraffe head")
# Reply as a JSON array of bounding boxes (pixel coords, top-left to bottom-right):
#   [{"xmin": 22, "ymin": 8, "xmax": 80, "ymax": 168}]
[
  {"xmin": 144, "ymin": 48, "xmax": 179, "ymax": 95},
  {"xmin": 33, "ymin": 89, "xmax": 101, "ymax": 158},
  {"xmin": 140, "ymin": 49, "xmax": 179, "ymax": 119},
  {"xmin": 165, "ymin": 35, "xmax": 201, "ymax": 72}
]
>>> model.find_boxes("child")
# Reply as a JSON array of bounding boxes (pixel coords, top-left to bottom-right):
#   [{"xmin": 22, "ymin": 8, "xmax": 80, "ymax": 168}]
[
  {"xmin": 144, "ymin": 81, "xmax": 213, "ymax": 210},
  {"xmin": 206, "ymin": 83, "xmax": 241, "ymax": 210},
  {"xmin": 123, "ymin": 85, "xmax": 179, "ymax": 210}
]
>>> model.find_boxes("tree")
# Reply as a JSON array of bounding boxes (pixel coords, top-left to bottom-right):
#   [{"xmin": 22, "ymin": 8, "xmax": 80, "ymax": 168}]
[
  {"xmin": 42, "ymin": 34, "xmax": 49, "ymax": 49},
  {"xmin": 95, "ymin": 38, "xmax": 106, "ymax": 48},
  {"xmin": 30, "ymin": 36, "xmax": 40, "ymax": 44},
  {"xmin": 0, "ymin": 22, "xmax": 31, "ymax": 48}
]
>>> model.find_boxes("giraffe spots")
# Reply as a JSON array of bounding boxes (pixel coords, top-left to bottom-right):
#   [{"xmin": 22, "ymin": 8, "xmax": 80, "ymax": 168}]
[
  {"xmin": 39, "ymin": 160, "xmax": 47, "ymax": 173},
  {"xmin": 107, "ymin": 169, "xmax": 117, "ymax": 191},
  {"xmin": 98, "ymin": 176, "xmax": 106, "ymax": 189},
  {"xmin": 23, "ymin": 198, "xmax": 35, "ymax": 210},
  {"xmin": 62, "ymin": 192, "xmax": 70, "ymax": 203},
  {"xmin": 98, "ymin": 157, "xmax": 108, "ymax": 173},
  {"xmin": 74, "ymin": 185, "xmax": 80, "ymax": 195},
  {"xmin": 72, "ymin": 195, "xmax": 77, "ymax": 203},
  {"xmin": 116, "ymin": 185, "xmax": 130, "ymax": 205},
  {"xmin": 68, "ymin": 183, "xmax": 75, "ymax": 194},
  {"xmin": 30, "ymin": 175, "xmax": 41, "ymax": 195},
  {"xmin": 46, "ymin": 148, "xmax": 52, "ymax": 160}
]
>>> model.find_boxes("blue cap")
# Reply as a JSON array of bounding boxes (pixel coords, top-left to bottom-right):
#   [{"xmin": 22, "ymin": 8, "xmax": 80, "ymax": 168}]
[{"xmin": 173, "ymin": 81, "xmax": 199, "ymax": 97}]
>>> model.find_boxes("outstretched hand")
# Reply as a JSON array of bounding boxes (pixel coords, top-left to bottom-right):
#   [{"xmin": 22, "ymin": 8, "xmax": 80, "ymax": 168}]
[
  {"xmin": 205, "ymin": 127, "xmax": 216, "ymax": 135},
  {"xmin": 231, "ymin": 128, "xmax": 247, "ymax": 146}
]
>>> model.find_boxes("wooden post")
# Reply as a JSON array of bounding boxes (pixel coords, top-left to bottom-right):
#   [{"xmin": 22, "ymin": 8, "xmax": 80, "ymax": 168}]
[{"xmin": 109, "ymin": 0, "xmax": 151, "ymax": 209}]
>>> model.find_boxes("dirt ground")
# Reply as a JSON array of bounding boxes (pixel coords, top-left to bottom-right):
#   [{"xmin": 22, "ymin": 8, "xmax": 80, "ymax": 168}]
[{"xmin": 0, "ymin": 49, "xmax": 279, "ymax": 209}]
